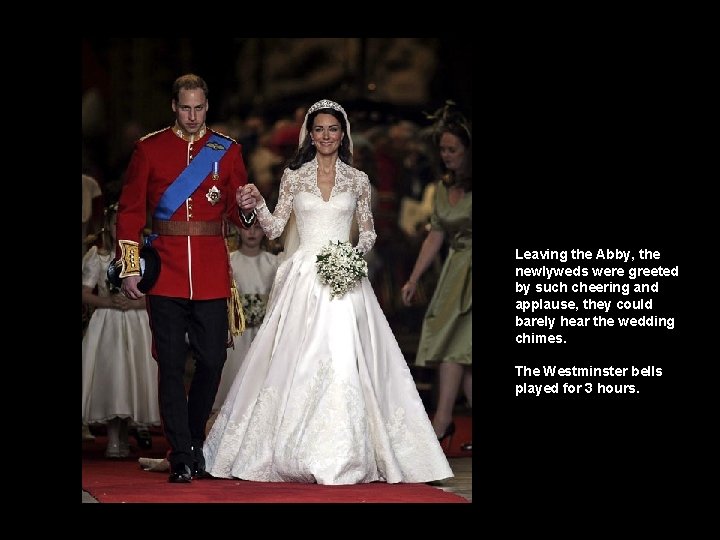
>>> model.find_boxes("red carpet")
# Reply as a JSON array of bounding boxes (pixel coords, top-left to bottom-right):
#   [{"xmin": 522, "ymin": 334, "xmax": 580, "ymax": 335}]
[{"xmin": 82, "ymin": 434, "xmax": 468, "ymax": 503}]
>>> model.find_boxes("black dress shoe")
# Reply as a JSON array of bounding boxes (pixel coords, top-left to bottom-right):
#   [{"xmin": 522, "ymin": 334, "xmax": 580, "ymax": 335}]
[
  {"xmin": 192, "ymin": 461, "xmax": 212, "ymax": 479},
  {"xmin": 191, "ymin": 444, "xmax": 212, "ymax": 479},
  {"xmin": 437, "ymin": 421, "xmax": 456, "ymax": 442},
  {"xmin": 168, "ymin": 464, "xmax": 192, "ymax": 483}
]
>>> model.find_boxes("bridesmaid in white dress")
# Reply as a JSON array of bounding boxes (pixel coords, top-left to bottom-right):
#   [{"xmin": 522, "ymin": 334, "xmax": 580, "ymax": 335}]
[
  {"xmin": 213, "ymin": 222, "xmax": 279, "ymax": 411},
  {"xmin": 205, "ymin": 100, "xmax": 453, "ymax": 485},
  {"xmin": 81, "ymin": 204, "xmax": 160, "ymax": 458}
]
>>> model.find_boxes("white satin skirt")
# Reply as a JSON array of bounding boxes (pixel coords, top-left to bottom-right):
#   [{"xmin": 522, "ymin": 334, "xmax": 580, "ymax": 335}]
[{"xmin": 203, "ymin": 249, "xmax": 453, "ymax": 485}]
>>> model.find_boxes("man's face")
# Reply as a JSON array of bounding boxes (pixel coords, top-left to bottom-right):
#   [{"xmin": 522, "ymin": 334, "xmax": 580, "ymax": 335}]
[{"xmin": 172, "ymin": 88, "xmax": 208, "ymax": 135}]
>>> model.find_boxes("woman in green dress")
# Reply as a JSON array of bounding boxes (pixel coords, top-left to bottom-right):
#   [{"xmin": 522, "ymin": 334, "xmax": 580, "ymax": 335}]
[{"xmin": 401, "ymin": 108, "xmax": 472, "ymax": 450}]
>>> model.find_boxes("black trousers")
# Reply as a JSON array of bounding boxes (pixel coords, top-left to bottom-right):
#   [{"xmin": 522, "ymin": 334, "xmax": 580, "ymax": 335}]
[{"xmin": 147, "ymin": 296, "xmax": 228, "ymax": 470}]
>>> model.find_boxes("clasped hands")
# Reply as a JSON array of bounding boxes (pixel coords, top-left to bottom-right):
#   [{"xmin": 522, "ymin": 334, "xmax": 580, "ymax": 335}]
[
  {"xmin": 237, "ymin": 183, "xmax": 263, "ymax": 212},
  {"xmin": 111, "ymin": 289, "xmax": 139, "ymax": 309}
]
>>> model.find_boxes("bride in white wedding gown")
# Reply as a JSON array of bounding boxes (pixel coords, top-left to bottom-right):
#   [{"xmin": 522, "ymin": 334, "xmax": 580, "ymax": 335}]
[{"xmin": 203, "ymin": 99, "xmax": 453, "ymax": 485}]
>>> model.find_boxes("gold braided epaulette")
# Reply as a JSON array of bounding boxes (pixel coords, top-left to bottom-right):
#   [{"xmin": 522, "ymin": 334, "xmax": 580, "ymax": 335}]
[
  {"xmin": 210, "ymin": 129, "xmax": 237, "ymax": 144},
  {"xmin": 139, "ymin": 126, "xmax": 171, "ymax": 141}
]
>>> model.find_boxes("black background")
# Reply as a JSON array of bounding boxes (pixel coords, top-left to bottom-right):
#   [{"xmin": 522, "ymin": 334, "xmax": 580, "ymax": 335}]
[
  {"xmin": 482, "ymin": 26, "xmax": 692, "ymax": 510},
  {"xmin": 64, "ymin": 25, "xmax": 698, "ymax": 516}
]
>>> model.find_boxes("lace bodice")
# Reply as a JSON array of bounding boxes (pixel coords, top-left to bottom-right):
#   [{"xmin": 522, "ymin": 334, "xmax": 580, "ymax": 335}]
[{"xmin": 256, "ymin": 158, "xmax": 377, "ymax": 255}]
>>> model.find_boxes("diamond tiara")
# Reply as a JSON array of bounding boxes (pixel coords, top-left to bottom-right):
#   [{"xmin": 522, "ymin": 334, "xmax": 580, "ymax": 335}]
[{"xmin": 307, "ymin": 99, "xmax": 345, "ymax": 115}]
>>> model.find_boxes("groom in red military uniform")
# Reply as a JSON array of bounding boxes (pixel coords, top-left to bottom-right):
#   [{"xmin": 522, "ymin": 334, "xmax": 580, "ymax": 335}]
[{"xmin": 115, "ymin": 73, "xmax": 257, "ymax": 483}]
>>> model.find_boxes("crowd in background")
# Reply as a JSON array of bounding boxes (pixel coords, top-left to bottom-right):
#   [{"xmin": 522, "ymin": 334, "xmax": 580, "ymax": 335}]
[{"xmin": 82, "ymin": 102, "xmax": 454, "ymax": 335}]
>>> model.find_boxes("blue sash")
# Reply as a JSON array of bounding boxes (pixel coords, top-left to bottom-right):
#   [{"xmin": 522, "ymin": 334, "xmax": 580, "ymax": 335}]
[{"xmin": 154, "ymin": 133, "xmax": 230, "ymax": 220}]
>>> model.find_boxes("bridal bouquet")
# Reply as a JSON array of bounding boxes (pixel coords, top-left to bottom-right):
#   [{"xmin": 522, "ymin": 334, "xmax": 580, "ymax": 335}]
[{"xmin": 316, "ymin": 240, "xmax": 368, "ymax": 299}]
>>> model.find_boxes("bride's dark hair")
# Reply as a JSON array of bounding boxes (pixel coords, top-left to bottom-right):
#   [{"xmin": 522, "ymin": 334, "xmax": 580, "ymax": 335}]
[{"xmin": 288, "ymin": 108, "xmax": 352, "ymax": 170}]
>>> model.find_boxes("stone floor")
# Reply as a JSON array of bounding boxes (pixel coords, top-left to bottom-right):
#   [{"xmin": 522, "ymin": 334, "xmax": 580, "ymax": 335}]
[{"xmin": 432, "ymin": 457, "xmax": 472, "ymax": 502}]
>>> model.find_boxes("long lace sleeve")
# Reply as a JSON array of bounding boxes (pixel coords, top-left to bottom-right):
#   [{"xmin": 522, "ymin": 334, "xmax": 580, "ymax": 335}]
[
  {"xmin": 354, "ymin": 172, "xmax": 377, "ymax": 254},
  {"xmin": 256, "ymin": 168, "xmax": 295, "ymax": 240}
]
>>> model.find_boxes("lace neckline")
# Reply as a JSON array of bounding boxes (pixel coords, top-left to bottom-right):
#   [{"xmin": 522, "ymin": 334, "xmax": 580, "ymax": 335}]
[
  {"xmin": 306, "ymin": 156, "xmax": 351, "ymax": 203},
  {"xmin": 312, "ymin": 156, "xmax": 342, "ymax": 202}
]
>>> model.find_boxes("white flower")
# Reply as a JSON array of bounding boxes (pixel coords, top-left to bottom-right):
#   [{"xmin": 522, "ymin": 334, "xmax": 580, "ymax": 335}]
[
  {"xmin": 240, "ymin": 293, "xmax": 269, "ymax": 327},
  {"xmin": 316, "ymin": 240, "xmax": 368, "ymax": 299}
]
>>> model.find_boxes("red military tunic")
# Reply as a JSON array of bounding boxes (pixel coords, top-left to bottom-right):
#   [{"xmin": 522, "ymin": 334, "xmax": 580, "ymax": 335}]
[{"xmin": 116, "ymin": 126, "xmax": 249, "ymax": 300}]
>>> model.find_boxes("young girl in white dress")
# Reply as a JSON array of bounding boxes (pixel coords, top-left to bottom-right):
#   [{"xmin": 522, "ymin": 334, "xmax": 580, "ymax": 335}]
[
  {"xmin": 213, "ymin": 222, "xmax": 279, "ymax": 410},
  {"xmin": 81, "ymin": 204, "xmax": 160, "ymax": 458}
]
